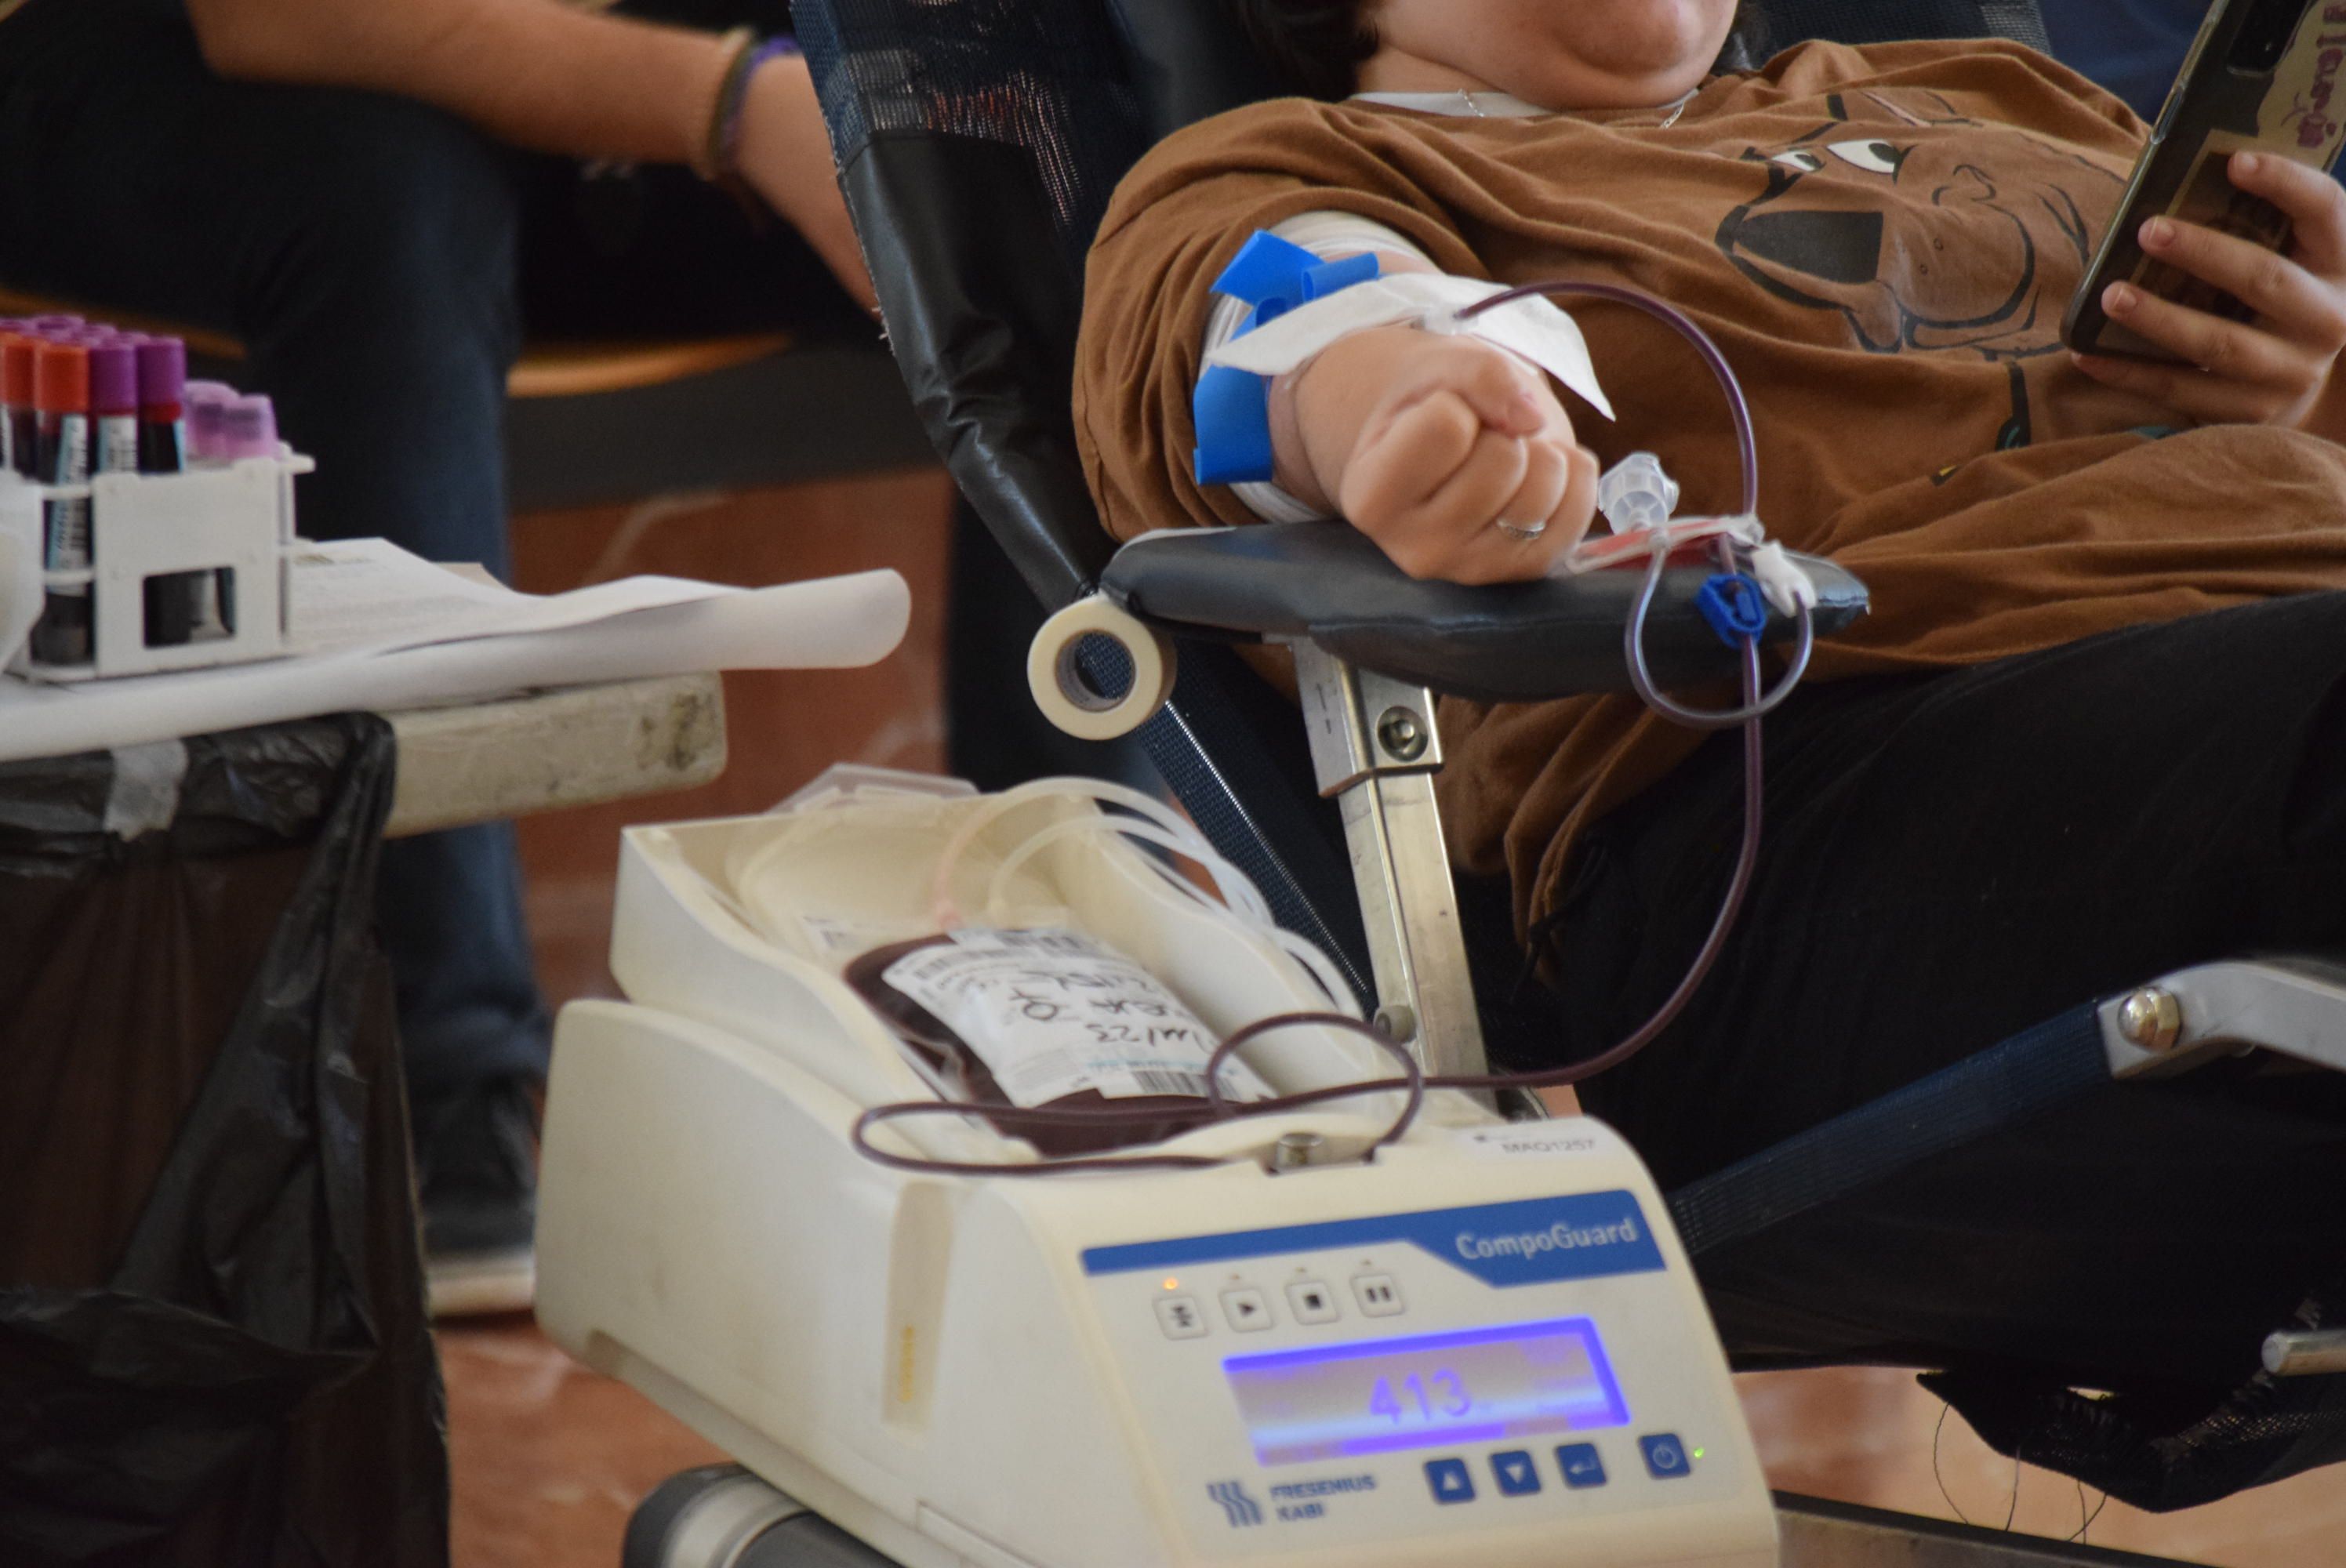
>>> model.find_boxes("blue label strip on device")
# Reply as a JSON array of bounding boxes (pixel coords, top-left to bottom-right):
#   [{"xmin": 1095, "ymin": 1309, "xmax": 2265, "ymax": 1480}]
[{"xmin": 1082, "ymin": 1190, "xmax": 1665, "ymax": 1288}]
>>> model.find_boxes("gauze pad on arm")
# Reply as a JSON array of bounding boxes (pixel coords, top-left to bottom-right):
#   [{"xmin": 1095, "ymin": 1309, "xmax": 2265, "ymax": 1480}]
[{"xmin": 1208, "ymin": 272, "xmax": 1614, "ymax": 422}]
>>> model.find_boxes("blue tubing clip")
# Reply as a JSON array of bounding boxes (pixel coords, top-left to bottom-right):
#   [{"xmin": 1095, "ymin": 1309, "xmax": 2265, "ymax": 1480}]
[{"xmin": 1695, "ymin": 572, "xmax": 1769, "ymax": 646}]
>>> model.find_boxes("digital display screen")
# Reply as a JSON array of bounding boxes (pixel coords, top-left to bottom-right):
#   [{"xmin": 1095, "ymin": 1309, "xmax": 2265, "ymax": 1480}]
[{"xmin": 1222, "ymin": 1318, "xmax": 1629, "ymax": 1467}]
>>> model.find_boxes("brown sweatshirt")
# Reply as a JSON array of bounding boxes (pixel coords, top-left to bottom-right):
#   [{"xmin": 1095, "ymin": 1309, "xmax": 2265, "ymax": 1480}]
[{"xmin": 1073, "ymin": 40, "xmax": 2346, "ymax": 935}]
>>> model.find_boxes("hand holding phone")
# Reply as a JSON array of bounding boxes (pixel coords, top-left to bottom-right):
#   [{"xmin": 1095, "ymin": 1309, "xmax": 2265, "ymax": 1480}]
[
  {"xmin": 2063, "ymin": 0, "xmax": 2346, "ymax": 437},
  {"xmin": 2072, "ymin": 151, "xmax": 2346, "ymax": 437}
]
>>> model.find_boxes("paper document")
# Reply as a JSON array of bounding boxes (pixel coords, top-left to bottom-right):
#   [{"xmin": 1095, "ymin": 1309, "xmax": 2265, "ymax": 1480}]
[
  {"xmin": 284, "ymin": 539, "xmax": 735, "ymax": 659},
  {"xmin": 0, "ymin": 540, "xmax": 910, "ymax": 765}
]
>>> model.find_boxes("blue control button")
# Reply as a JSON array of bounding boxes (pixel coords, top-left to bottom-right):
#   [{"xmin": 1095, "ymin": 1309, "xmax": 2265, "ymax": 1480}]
[
  {"xmin": 1490, "ymin": 1450, "xmax": 1542, "ymax": 1497},
  {"xmin": 1640, "ymin": 1433, "xmax": 1693, "ymax": 1479},
  {"xmin": 1556, "ymin": 1443, "xmax": 1608, "ymax": 1489},
  {"xmin": 1425, "ymin": 1457, "xmax": 1476, "ymax": 1504}
]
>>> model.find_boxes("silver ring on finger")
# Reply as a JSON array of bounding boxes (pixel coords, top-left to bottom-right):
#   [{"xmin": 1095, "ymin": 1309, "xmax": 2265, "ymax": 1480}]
[{"xmin": 1494, "ymin": 517, "xmax": 1549, "ymax": 543}]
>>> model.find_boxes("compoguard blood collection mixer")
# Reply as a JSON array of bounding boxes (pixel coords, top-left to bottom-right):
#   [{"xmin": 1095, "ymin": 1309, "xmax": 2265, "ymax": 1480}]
[{"xmin": 536, "ymin": 774, "xmax": 1777, "ymax": 1568}]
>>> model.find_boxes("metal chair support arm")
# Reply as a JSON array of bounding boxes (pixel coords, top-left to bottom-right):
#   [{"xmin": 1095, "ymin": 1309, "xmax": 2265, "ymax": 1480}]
[{"xmin": 2099, "ymin": 958, "xmax": 2346, "ymax": 1080}]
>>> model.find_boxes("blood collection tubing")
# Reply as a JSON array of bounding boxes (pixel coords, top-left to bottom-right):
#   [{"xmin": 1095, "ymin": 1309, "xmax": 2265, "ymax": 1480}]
[
  {"xmin": 1454, "ymin": 279, "xmax": 1812, "ymax": 730},
  {"xmin": 854, "ymin": 278, "xmax": 1800, "ymax": 1174},
  {"xmin": 852, "ymin": 1011, "xmax": 1426, "ymax": 1177}
]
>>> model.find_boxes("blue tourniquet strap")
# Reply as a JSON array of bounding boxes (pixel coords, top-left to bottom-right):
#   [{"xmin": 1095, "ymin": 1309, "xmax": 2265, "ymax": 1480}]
[
  {"xmin": 1666, "ymin": 1003, "xmax": 2114, "ymax": 1258},
  {"xmin": 1213, "ymin": 230, "xmax": 1323, "ymax": 314},
  {"xmin": 1194, "ymin": 367, "xmax": 1276, "ymax": 487},
  {"xmin": 1193, "ymin": 231, "xmax": 1383, "ymax": 487}
]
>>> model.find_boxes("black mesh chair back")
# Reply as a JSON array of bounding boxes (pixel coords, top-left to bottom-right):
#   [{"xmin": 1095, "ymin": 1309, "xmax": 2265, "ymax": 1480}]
[
  {"xmin": 797, "ymin": 0, "xmax": 1384, "ymax": 1002},
  {"xmin": 1105, "ymin": 0, "xmax": 1288, "ymax": 143}
]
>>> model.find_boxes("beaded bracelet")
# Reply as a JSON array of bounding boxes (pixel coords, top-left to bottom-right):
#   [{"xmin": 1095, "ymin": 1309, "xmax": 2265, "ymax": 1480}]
[{"xmin": 696, "ymin": 31, "xmax": 804, "ymax": 181}]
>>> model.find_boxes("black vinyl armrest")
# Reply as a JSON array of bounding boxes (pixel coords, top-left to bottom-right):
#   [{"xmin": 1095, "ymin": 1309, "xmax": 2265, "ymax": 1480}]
[{"xmin": 1100, "ymin": 522, "xmax": 1869, "ymax": 703}]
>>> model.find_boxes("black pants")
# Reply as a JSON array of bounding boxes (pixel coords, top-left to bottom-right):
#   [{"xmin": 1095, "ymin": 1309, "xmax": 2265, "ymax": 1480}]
[
  {"xmin": 0, "ymin": 0, "xmax": 863, "ymax": 1106},
  {"xmin": 1543, "ymin": 591, "xmax": 2346, "ymax": 1385}
]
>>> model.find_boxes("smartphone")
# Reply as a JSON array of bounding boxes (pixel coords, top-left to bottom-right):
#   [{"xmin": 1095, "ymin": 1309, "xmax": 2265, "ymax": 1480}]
[{"xmin": 2063, "ymin": 0, "xmax": 2346, "ymax": 361}]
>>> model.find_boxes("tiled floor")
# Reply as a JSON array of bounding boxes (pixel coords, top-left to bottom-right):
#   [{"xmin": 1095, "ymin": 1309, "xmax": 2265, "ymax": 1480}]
[
  {"xmin": 444, "ymin": 1317, "xmax": 725, "ymax": 1564},
  {"xmin": 460, "ymin": 470, "xmax": 2346, "ymax": 1567}
]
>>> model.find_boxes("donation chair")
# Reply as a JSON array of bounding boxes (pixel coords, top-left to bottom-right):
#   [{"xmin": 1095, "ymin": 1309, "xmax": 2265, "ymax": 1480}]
[{"xmin": 615, "ymin": 1, "xmax": 2346, "ymax": 1562}]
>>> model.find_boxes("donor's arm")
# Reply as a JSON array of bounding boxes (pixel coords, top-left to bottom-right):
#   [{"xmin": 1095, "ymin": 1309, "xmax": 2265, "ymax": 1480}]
[
  {"xmin": 182, "ymin": 0, "xmax": 872, "ymax": 306},
  {"xmin": 1251, "ymin": 245, "xmax": 1603, "ymax": 586}
]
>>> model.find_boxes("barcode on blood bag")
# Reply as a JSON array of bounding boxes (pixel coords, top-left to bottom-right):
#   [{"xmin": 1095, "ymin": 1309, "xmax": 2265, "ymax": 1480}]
[{"xmin": 1128, "ymin": 1070, "xmax": 1211, "ymax": 1097}]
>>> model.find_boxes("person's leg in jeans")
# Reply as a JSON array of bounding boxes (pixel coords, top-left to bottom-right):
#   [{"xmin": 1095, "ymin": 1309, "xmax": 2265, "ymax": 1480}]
[{"xmin": 0, "ymin": 0, "xmax": 547, "ymax": 1307}]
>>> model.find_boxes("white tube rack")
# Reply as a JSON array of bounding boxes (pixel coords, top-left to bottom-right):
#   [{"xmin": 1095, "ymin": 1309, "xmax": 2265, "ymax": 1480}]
[{"xmin": 1, "ymin": 448, "xmax": 311, "ymax": 681}]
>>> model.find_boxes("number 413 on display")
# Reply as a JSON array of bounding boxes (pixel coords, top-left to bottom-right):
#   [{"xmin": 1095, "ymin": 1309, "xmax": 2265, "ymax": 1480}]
[{"xmin": 1370, "ymin": 1371, "xmax": 1471, "ymax": 1423}]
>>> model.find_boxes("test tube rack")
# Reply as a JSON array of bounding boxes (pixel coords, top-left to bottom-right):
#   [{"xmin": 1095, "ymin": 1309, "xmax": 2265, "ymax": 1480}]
[{"xmin": 0, "ymin": 449, "xmax": 311, "ymax": 682}]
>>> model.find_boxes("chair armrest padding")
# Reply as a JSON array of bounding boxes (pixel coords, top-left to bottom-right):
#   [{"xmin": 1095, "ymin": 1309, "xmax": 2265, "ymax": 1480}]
[{"xmin": 1102, "ymin": 522, "xmax": 1869, "ymax": 702}]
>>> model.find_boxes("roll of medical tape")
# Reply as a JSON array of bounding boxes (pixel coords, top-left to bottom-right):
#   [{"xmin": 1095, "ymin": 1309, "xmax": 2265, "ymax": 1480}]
[{"xmin": 1025, "ymin": 594, "xmax": 1177, "ymax": 742}]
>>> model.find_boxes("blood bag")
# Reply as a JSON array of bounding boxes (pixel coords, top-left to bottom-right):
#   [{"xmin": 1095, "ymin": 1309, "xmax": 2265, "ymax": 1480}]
[{"xmin": 845, "ymin": 926, "xmax": 1272, "ymax": 1156}]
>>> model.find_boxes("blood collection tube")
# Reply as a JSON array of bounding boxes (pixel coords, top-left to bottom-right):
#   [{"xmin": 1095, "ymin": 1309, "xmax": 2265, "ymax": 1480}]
[
  {"xmin": 219, "ymin": 394, "xmax": 284, "ymax": 639},
  {"xmin": 75, "ymin": 336, "xmax": 172, "ymax": 649},
  {"xmin": 31, "ymin": 339, "xmax": 94, "ymax": 666},
  {"xmin": 127, "ymin": 336, "xmax": 212, "ymax": 647},
  {"xmin": 184, "ymin": 380, "xmax": 238, "ymax": 466},
  {"xmin": 213, "ymin": 394, "xmax": 278, "ymax": 461},
  {"xmin": 1, "ymin": 328, "xmax": 37, "ymax": 478},
  {"xmin": 88, "ymin": 337, "xmax": 138, "ymax": 479},
  {"xmin": 0, "ymin": 321, "xmax": 15, "ymax": 474},
  {"xmin": 133, "ymin": 336, "xmax": 187, "ymax": 476}
]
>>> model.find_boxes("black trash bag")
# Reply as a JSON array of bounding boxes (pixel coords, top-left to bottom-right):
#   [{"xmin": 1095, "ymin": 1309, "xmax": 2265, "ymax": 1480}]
[{"xmin": 0, "ymin": 714, "xmax": 448, "ymax": 1568}]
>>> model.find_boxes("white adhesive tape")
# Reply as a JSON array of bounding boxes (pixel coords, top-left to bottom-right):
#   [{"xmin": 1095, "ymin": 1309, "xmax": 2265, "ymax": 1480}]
[
  {"xmin": 105, "ymin": 739, "xmax": 190, "ymax": 841},
  {"xmin": 1025, "ymin": 595, "xmax": 1176, "ymax": 742}
]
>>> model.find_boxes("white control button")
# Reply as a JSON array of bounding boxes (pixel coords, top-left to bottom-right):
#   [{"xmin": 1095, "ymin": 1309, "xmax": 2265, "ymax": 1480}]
[
  {"xmin": 1222, "ymin": 1288, "xmax": 1275, "ymax": 1331},
  {"xmin": 1155, "ymin": 1295, "xmax": 1208, "ymax": 1339},
  {"xmin": 1286, "ymin": 1279, "xmax": 1341, "ymax": 1324},
  {"xmin": 1352, "ymin": 1273, "xmax": 1404, "ymax": 1316}
]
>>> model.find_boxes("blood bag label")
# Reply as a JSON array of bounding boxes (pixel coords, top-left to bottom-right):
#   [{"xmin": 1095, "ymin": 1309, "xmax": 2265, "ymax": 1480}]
[{"xmin": 883, "ymin": 927, "xmax": 1270, "ymax": 1107}]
